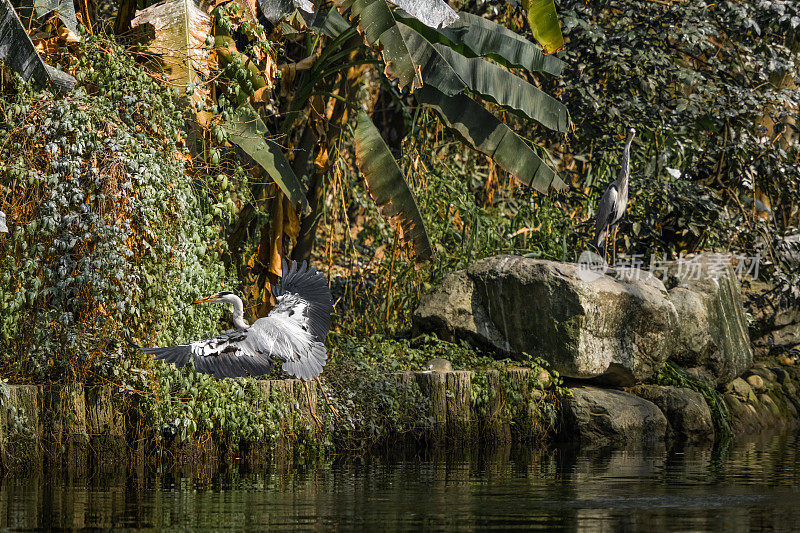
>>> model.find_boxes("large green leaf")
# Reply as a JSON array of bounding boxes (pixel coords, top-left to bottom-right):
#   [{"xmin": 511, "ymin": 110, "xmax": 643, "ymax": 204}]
[
  {"xmin": 0, "ymin": 0, "xmax": 75, "ymax": 93},
  {"xmin": 397, "ymin": 10, "xmax": 563, "ymax": 76},
  {"xmin": 301, "ymin": 7, "xmax": 351, "ymax": 38},
  {"xmin": 34, "ymin": 0, "xmax": 77, "ymax": 34},
  {"xmin": 416, "ymin": 85, "xmax": 566, "ymax": 194},
  {"xmin": 522, "ymin": 0, "xmax": 563, "ymax": 54},
  {"xmin": 131, "ymin": 0, "xmax": 210, "ymax": 98},
  {"xmin": 334, "ymin": 0, "xmax": 422, "ymax": 91},
  {"xmin": 224, "ymin": 105, "xmax": 310, "ymax": 211},
  {"xmin": 400, "ymin": 23, "xmax": 569, "ymax": 132},
  {"xmin": 354, "ymin": 110, "xmax": 432, "ymax": 261}
]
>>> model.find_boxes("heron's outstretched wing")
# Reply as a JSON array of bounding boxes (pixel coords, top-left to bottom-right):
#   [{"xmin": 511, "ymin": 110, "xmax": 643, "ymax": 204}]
[
  {"xmin": 139, "ymin": 328, "xmax": 281, "ymax": 379},
  {"xmin": 263, "ymin": 259, "xmax": 334, "ymax": 379},
  {"xmin": 137, "ymin": 320, "xmax": 326, "ymax": 380},
  {"xmin": 271, "ymin": 259, "xmax": 334, "ymax": 343},
  {"xmin": 593, "ymin": 184, "xmax": 618, "ymax": 249}
]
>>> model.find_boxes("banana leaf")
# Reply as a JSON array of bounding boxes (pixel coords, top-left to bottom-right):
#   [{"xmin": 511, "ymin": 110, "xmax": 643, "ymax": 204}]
[
  {"xmin": 400, "ymin": 23, "xmax": 569, "ymax": 132},
  {"xmin": 0, "ymin": 0, "xmax": 75, "ymax": 93},
  {"xmin": 34, "ymin": 0, "xmax": 77, "ymax": 33},
  {"xmin": 334, "ymin": 0, "xmax": 422, "ymax": 91},
  {"xmin": 416, "ymin": 85, "xmax": 566, "ymax": 193},
  {"xmin": 300, "ymin": 7, "xmax": 350, "ymax": 38},
  {"xmin": 354, "ymin": 110, "xmax": 432, "ymax": 261},
  {"xmin": 397, "ymin": 10, "xmax": 563, "ymax": 76},
  {"xmin": 522, "ymin": 0, "xmax": 563, "ymax": 54},
  {"xmin": 224, "ymin": 105, "xmax": 310, "ymax": 211}
]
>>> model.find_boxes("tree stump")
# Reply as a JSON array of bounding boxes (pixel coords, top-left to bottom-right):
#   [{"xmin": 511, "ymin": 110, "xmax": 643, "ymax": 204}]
[
  {"xmin": 39, "ymin": 384, "xmax": 88, "ymax": 468},
  {"xmin": 1, "ymin": 385, "xmax": 41, "ymax": 471},
  {"xmin": 414, "ymin": 372, "xmax": 447, "ymax": 442},
  {"xmin": 85, "ymin": 386, "xmax": 125, "ymax": 461},
  {"xmin": 505, "ymin": 367, "xmax": 535, "ymax": 441},
  {"xmin": 445, "ymin": 371, "xmax": 472, "ymax": 440},
  {"xmin": 482, "ymin": 370, "xmax": 511, "ymax": 443}
]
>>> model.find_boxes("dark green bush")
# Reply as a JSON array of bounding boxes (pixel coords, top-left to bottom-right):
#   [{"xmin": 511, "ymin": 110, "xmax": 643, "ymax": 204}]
[{"xmin": 549, "ymin": 0, "xmax": 800, "ymax": 260}]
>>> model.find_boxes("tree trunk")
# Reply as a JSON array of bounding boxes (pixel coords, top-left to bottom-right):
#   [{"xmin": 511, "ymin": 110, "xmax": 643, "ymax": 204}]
[
  {"xmin": 290, "ymin": 126, "xmax": 321, "ymax": 262},
  {"xmin": 114, "ymin": 0, "xmax": 137, "ymax": 35}
]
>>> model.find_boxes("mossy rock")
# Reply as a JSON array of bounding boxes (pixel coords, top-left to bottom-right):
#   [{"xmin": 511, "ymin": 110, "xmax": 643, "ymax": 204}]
[{"xmin": 415, "ymin": 256, "xmax": 678, "ymax": 386}]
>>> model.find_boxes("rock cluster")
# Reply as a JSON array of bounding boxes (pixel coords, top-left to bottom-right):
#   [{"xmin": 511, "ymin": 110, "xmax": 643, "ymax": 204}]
[
  {"xmin": 415, "ymin": 254, "xmax": 798, "ymax": 447},
  {"xmin": 414, "ymin": 255, "xmax": 751, "ymax": 386}
]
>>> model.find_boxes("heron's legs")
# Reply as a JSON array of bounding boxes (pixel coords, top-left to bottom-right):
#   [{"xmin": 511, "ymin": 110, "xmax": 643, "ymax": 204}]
[
  {"xmin": 315, "ymin": 377, "xmax": 340, "ymax": 421},
  {"xmin": 302, "ymin": 380, "xmax": 323, "ymax": 430},
  {"xmin": 611, "ymin": 226, "xmax": 619, "ymax": 266}
]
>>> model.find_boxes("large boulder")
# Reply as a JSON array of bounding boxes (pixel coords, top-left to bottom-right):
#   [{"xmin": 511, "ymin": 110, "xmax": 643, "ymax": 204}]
[
  {"xmin": 414, "ymin": 255, "xmax": 678, "ymax": 385},
  {"xmin": 560, "ymin": 386, "xmax": 667, "ymax": 447},
  {"xmin": 667, "ymin": 256, "xmax": 753, "ymax": 385},
  {"xmin": 631, "ymin": 385, "xmax": 715, "ymax": 443}
]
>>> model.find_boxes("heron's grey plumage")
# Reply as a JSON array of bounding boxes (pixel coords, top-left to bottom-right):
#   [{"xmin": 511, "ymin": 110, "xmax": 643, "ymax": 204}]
[
  {"xmin": 137, "ymin": 260, "xmax": 333, "ymax": 381},
  {"xmin": 593, "ymin": 128, "xmax": 636, "ymax": 250},
  {"xmin": 0, "ymin": 211, "xmax": 7, "ymax": 233}
]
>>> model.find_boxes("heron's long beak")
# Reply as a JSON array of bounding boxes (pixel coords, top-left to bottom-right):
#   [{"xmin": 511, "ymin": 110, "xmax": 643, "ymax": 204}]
[{"xmin": 193, "ymin": 294, "xmax": 218, "ymax": 304}]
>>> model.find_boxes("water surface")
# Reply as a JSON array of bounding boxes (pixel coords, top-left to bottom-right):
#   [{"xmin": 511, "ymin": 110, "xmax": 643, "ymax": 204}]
[{"xmin": 2, "ymin": 432, "xmax": 799, "ymax": 531}]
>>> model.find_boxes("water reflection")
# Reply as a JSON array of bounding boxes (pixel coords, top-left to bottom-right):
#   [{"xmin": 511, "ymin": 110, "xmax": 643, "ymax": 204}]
[{"xmin": 1, "ymin": 432, "xmax": 799, "ymax": 531}]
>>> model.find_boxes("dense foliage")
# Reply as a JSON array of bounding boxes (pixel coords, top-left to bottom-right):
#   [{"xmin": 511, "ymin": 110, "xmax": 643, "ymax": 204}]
[
  {"xmin": 550, "ymin": 0, "xmax": 800, "ymax": 259},
  {"xmin": 0, "ymin": 38, "xmax": 232, "ymax": 381},
  {"xmin": 0, "ymin": 0, "xmax": 798, "ymax": 459}
]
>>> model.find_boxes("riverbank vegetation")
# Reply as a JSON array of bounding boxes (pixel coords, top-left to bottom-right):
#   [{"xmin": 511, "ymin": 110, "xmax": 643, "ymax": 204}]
[{"xmin": 0, "ymin": 0, "xmax": 799, "ymax": 457}]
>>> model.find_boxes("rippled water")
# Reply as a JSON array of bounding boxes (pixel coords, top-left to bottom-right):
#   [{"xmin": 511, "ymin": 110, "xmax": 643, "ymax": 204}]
[{"xmin": 2, "ymin": 431, "xmax": 799, "ymax": 531}]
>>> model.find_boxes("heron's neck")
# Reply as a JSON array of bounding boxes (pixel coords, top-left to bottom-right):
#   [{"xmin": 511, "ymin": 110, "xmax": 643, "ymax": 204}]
[
  {"xmin": 230, "ymin": 297, "xmax": 249, "ymax": 329},
  {"xmin": 615, "ymin": 137, "xmax": 633, "ymax": 195}
]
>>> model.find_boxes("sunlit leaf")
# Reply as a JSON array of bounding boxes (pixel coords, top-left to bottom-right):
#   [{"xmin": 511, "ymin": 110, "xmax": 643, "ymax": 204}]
[
  {"xmin": 354, "ymin": 110, "xmax": 432, "ymax": 261},
  {"xmin": 131, "ymin": 0, "xmax": 211, "ymax": 100},
  {"xmin": 522, "ymin": 0, "xmax": 563, "ymax": 54},
  {"xmin": 224, "ymin": 105, "xmax": 309, "ymax": 211},
  {"xmin": 386, "ymin": 0, "xmax": 456, "ymax": 29}
]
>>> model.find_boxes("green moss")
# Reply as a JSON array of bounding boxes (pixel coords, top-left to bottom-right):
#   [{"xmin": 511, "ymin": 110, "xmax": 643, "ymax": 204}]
[{"xmin": 650, "ymin": 361, "xmax": 733, "ymax": 441}]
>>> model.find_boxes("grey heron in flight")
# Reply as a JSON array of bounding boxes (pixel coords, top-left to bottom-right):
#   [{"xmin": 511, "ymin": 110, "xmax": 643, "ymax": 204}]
[
  {"xmin": 133, "ymin": 260, "xmax": 333, "ymax": 381},
  {"xmin": 593, "ymin": 128, "xmax": 636, "ymax": 261}
]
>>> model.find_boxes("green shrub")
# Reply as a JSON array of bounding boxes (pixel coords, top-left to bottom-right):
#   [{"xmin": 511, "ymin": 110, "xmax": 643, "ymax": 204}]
[{"xmin": 0, "ymin": 37, "xmax": 232, "ymax": 382}]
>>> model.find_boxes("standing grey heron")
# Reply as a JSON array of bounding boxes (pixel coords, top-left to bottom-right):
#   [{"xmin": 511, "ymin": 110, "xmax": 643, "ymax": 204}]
[
  {"xmin": 593, "ymin": 128, "xmax": 636, "ymax": 262},
  {"xmin": 132, "ymin": 259, "xmax": 333, "ymax": 381}
]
